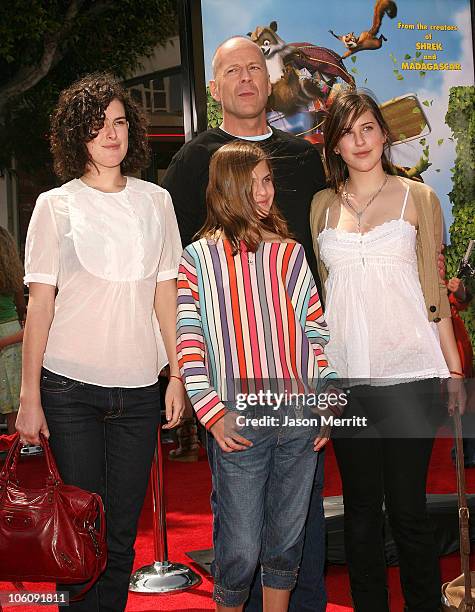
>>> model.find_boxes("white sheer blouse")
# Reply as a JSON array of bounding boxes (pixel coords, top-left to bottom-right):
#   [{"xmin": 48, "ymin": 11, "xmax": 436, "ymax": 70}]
[{"xmin": 24, "ymin": 177, "xmax": 182, "ymax": 387}]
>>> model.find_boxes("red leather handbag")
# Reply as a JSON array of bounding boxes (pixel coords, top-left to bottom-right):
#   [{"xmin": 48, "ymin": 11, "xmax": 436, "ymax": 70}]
[{"xmin": 0, "ymin": 434, "xmax": 106, "ymax": 599}]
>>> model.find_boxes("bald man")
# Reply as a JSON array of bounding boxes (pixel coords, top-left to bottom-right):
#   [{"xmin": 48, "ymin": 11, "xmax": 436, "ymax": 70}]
[
  {"xmin": 162, "ymin": 36, "xmax": 327, "ymax": 612},
  {"xmin": 163, "ymin": 36, "xmax": 324, "ymax": 288}
]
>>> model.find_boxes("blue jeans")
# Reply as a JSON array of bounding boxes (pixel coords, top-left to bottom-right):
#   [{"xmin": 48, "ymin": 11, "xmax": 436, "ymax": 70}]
[
  {"xmin": 208, "ymin": 407, "xmax": 319, "ymax": 607},
  {"xmin": 40, "ymin": 368, "xmax": 161, "ymax": 612},
  {"xmin": 245, "ymin": 450, "xmax": 327, "ymax": 612}
]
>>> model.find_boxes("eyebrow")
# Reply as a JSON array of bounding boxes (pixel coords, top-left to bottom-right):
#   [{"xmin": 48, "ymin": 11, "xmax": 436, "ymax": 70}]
[
  {"xmin": 224, "ymin": 61, "xmax": 262, "ymax": 70},
  {"xmin": 343, "ymin": 120, "xmax": 374, "ymax": 132}
]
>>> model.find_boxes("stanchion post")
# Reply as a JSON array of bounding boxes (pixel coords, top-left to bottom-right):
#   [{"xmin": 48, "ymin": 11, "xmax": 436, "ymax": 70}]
[{"xmin": 129, "ymin": 426, "xmax": 202, "ymax": 593}]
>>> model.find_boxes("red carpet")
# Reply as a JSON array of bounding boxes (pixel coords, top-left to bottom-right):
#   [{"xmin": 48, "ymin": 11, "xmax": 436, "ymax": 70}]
[{"xmin": 1, "ymin": 436, "xmax": 474, "ymax": 611}]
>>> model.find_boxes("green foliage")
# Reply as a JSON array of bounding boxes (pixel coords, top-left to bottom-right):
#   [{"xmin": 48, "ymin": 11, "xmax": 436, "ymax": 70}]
[
  {"xmin": 0, "ymin": 0, "xmax": 177, "ymax": 171},
  {"xmin": 445, "ymin": 86, "xmax": 475, "ymax": 354},
  {"xmin": 207, "ymin": 86, "xmax": 222, "ymax": 128}
]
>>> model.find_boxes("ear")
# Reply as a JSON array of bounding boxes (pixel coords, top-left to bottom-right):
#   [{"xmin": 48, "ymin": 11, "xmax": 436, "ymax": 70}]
[
  {"xmin": 334, "ymin": 148, "xmax": 340, "ymax": 155},
  {"xmin": 209, "ymin": 79, "xmax": 221, "ymax": 103},
  {"xmin": 270, "ymin": 21, "xmax": 277, "ymax": 32}
]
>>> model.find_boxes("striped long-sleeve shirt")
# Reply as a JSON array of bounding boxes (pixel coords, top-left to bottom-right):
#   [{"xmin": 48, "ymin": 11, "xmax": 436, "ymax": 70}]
[{"xmin": 177, "ymin": 238, "xmax": 338, "ymax": 430}]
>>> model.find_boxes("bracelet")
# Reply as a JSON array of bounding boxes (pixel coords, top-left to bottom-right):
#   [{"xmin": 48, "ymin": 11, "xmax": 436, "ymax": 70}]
[
  {"xmin": 169, "ymin": 375, "xmax": 183, "ymax": 384},
  {"xmin": 449, "ymin": 370, "xmax": 465, "ymax": 378}
]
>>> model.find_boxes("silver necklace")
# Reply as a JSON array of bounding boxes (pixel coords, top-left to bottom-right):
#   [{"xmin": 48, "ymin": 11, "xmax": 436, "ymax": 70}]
[{"xmin": 342, "ymin": 174, "xmax": 389, "ymax": 232}]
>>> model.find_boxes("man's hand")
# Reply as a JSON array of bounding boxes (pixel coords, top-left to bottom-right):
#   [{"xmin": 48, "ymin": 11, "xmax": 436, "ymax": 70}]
[
  {"xmin": 210, "ymin": 413, "xmax": 252, "ymax": 453},
  {"xmin": 314, "ymin": 424, "xmax": 331, "ymax": 451},
  {"xmin": 438, "ymin": 252, "xmax": 446, "ymax": 280},
  {"xmin": 447, "ymin": 277, "xmax": 467, "ymax": 302}
]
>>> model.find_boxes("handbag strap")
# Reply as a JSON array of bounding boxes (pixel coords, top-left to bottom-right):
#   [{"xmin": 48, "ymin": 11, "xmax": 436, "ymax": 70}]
[
  {"xmin": 0, "ymin": 435, "xmax": 21, "ymax": 486},
  {"xmin": 453, "ymin": 405, "xmax": 474, "ymax": 605},
  {"xmin": 70, "ymin": 493, "xmax": 107, "ymax": 602},
  {"xmin": 0, "ymin": 434, "xmax": 62, "ymax": 488}
]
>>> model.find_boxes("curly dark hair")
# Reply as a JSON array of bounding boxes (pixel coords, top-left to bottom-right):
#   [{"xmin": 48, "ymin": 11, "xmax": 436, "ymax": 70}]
[{"xmin": 50, "ymin": 72, "xmax": 150, "ymax": 181}]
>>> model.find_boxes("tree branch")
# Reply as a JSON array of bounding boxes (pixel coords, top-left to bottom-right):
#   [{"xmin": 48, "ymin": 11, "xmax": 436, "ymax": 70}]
[{"xmin": 0, "ymin": 0, "xmax": 86, "ymax": 115}]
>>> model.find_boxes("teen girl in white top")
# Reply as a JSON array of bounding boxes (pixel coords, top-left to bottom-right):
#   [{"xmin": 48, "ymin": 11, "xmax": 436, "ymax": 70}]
[
  {"xmin": 24, "ymin": 176, "xmax": 181, "ymax": 387},
  {"xmin": 310, "ymin": 89, "xmax": 465, "ymax": 612},
  {"xmin": 16, "ymin": 74, "xmax": 185, "ymax": 612}
]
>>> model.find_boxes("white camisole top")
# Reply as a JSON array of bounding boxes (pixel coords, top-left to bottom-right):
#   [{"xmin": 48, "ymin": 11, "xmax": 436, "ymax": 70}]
[{"xmin": 317, "ymin": 185, "xmax": 449, "ymax": 385}]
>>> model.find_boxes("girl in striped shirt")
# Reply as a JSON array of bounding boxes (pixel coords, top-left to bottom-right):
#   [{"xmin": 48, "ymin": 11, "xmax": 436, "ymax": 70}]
[{"xmin": 177, "ymin": 141, "xmax": 338, "ymax": 611}]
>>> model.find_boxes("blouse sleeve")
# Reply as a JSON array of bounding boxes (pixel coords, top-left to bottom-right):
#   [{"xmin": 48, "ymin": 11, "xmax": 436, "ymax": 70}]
[
  {"xmin": 23, "ymin": 195, "xmax": 59, "ymax": 287},
  {"xmin": 156, "ymin": 190, "xmax": 183, "ymax": 282},
  {"xmin": 176, "ymin": 248, "xmax": 227, "ymax": 430}
]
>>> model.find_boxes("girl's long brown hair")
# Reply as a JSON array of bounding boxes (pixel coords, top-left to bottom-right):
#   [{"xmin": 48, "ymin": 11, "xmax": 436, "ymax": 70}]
[
  {"xmin": 324, "ymin": 89, "xmax": 395, "ymax": 192},
  {"xmin": 201, "ymin": 141, "xmax": 292, "ymax": 253},
  {"xmin": 0, "ymin": 227, "xmax": 24, "ymax": 295}
]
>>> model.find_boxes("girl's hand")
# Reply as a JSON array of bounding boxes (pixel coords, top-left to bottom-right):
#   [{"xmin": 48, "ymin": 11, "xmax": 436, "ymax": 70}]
[
  {"xmin": 162, "ymin": 377, "xmax": 186, "ymax": 429},
  {"xmin": 15, "ymin": 397, "xmax": 50, "ymax": 445},
  {"xmin": 447, "ymin": 376, "xmax": 467, "ymax": 416},
  {"xmin": 210, "ymin": 414, "xmax": 253, "ymax": 453}
]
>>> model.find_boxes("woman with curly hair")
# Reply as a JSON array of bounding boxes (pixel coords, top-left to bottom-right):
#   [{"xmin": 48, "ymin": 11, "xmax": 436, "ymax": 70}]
[
  {"xmin": 16, "ymin": 73, "xmax": 185, "ymax": 611},
  {"xmin": 0, "ymin": 227, "xmax": 26, "ymax": 433}
]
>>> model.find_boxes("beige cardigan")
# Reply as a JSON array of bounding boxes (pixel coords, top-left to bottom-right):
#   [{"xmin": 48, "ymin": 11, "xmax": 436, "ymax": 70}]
[{"xmin": 310, "ymin": 177, "xmax": 450, "ymax": 322}]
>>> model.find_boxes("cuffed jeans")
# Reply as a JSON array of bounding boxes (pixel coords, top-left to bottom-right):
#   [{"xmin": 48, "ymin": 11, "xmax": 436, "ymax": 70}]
[
  {"xmin": 208, "ymin": 407, "xmax": 319, "ymax": 607},
  {"xmin": 245, "ymin": 449, "xmax": 327, "ymax": 612},
  {"xmin": 40, "ymin": 368, "xmax": 161, "ymax": 612},
  {"xmin": 332, "ymin": 379, "xmax": 442, "ymax": 612}
]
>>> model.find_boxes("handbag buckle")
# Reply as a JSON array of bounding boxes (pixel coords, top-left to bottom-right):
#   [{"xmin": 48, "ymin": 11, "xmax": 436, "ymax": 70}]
[
  {"xmin": 86, "ymin": 522, "xmax": 102, "ymax": 557},
  {"xmin": 3, "ymin": 513, "xmax": 33, "ymax": 530}
]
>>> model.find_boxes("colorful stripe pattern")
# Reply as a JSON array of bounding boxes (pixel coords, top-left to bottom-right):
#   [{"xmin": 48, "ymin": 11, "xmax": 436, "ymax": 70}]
[{"xmin": 177, "ymin": 239, "xmax": 337, "ymax": 429}]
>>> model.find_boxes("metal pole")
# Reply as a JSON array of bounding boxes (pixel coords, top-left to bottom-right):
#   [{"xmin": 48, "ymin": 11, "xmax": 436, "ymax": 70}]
[
  {"xmin": 153, "ymin": 426, "xmax": 167, "ymax": 561},
  {"xmin": 129, "ymin": 426, "xmax": 202, "ymax": 593}
]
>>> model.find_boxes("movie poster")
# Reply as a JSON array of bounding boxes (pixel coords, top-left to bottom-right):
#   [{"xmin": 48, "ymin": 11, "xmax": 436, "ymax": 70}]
[{"xmin": 200, "ymin": 0, "xmax": 474, "ymax": 231}]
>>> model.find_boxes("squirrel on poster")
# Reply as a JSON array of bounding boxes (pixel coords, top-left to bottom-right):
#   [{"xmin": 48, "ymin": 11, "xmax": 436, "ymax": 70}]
[{"xmin": 329, "ymin": 0, "xmax": 397, "ymax": 58}]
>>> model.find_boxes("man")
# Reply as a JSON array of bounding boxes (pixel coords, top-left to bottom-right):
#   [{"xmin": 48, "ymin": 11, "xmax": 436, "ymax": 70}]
[
  {"xmin": 163, "ymin": 36, "xmax": 327, "ymax": 612},
  {"xmin": 163, "ymin": 36, "xmax": 324, "ymax": 290}
]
